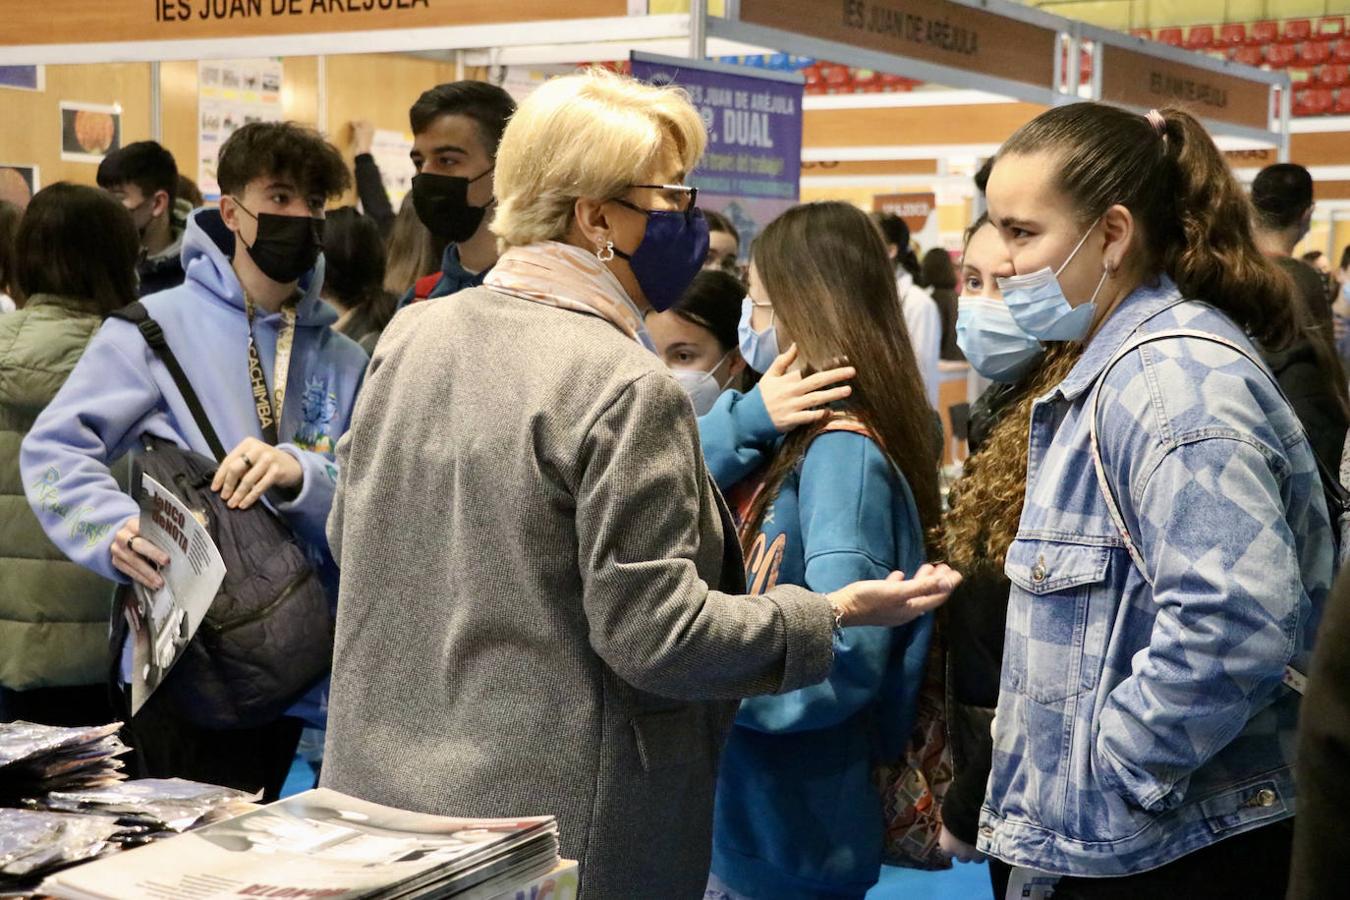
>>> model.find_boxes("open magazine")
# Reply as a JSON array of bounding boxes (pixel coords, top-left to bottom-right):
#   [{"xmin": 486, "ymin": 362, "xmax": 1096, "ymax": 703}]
[
  {"xmin": 125, "ymin": 473, "xmax": 226, "ymax": 715},
  {"xmin": 41, "ymin": 788, "xmax": 560, "ymax": 900}
]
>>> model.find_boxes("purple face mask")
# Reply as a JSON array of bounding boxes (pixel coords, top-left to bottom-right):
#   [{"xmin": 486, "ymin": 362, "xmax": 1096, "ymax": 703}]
[{"xmin": 612, "ymin": 204, "xmax": 710, "ymax": 312}]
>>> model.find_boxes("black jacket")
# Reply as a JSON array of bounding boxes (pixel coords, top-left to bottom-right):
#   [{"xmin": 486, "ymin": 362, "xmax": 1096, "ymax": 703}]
[
  {"xmin": 137, "ymin": 252, "xmax": 185, "ymax": 298},
  {"xmin": 939, "ymin": 377, "xmax": 1027, "ymax": 845},
  {"xmin": 1289, "ymin": 564, "xmax": 1350, "ymax": 898},
  {"xmin": 1259, "ymin": 327, "xmax": 1349, "ymax": 477},
  {"xmin": 354, "ymin": 153, "xmax": 396, "ymax": 238}
]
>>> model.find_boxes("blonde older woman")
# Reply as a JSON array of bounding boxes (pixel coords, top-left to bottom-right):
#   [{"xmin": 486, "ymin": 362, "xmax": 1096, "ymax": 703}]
[{"xmin": 321, "ymin": 71, "xmax": 958, "ymax": 899}]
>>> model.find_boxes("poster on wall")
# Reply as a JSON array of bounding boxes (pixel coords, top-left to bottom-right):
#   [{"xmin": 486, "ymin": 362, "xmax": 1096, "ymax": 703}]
[
  {"xmin": 198, "ymin": 58, "xmax": 284, "ymax": 200},
  {"xmin": 0, "ymin": 164, "xmax": 38, "ymax": 207},
  {"xmin": 371, "ymin": 128, "xmax": 416, "ymax": 209},
  {"xmin": 59, "ymin": 102, "xmax": 121, "ymax": 164},
  {"xmin": 0, "ymin": 65, "xmax": 42, "ymax": 91},
  {"xmin": 872, "ymin": 193, "xmax": 935, "ymax": 234},
  {"xmin": 630, "ymin": 52, "xmax": 804, "ymax": 262}
]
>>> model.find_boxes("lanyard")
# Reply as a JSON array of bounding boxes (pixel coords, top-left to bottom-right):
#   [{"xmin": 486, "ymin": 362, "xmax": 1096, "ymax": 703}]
[{"xmin": 244, "ymin": 293, "xmax": 297, "ymax": 446}]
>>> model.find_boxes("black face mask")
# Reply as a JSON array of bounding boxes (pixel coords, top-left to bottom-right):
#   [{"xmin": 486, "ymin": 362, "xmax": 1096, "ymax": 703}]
[
  {"xmin": 411, "ymin": 169, "xmax": 493, "ymax": 244},
  {"xmin": 233, "ymin": 201, "xmax": 324, "ymax": 285}
]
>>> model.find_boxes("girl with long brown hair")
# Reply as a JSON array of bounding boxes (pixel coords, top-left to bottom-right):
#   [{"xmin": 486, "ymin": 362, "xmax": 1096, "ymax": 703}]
[
  {"xmin": 978, "ymin": 103, "xmax": 1330, "ymax": 897},
  {"xmin": 699, "ymin": 201, "xmax": 944, "ymax": 900}
]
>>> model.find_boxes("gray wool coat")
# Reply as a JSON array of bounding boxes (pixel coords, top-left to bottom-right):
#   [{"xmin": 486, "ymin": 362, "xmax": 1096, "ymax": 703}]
[{"xmin": 321, "ymin": 286, "xmax": 837, "ymax": 899}]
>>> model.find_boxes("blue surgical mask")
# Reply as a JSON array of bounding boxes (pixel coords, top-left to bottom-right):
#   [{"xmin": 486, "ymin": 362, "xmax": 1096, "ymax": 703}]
[
  {"xmin": 612, "ymin": 205, "xmax": 710, "ymax": 312},
  {"xmin": 996, "ymin": 223, "xmax": 1108, "ymax": 342},
  {"xmin": 956, "ymin": 296, "xmax": 1043, "ymax": 382},
  {"xmin": 738, "ymin": 296, "xmax": 779, "ymax": 374}
]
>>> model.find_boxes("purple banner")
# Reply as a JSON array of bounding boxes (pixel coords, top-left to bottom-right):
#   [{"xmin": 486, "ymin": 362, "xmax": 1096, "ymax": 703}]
[{"xmin": 631, "ymin": 52, "xmax": 803, "ymax": 255}]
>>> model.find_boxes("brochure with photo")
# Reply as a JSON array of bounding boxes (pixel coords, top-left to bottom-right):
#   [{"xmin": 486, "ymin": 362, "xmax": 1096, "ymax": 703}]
[{"xmin": 126, "ymin": 473, "xmax": 227, "ymax": 716}]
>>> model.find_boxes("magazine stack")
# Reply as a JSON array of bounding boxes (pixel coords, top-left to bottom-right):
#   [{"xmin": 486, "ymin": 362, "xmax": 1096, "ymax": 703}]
[
  {"xmin": 40, "ymin": 787, "xmax": 569, "ymax": 900},
  {"xmin": 0, "ymin": 722, "xmax": 129, "ymax": 803}
]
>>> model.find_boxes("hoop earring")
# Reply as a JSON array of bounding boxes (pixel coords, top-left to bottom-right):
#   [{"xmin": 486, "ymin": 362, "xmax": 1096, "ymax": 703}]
[{"xmin": 596, "ymin": 240, "xmax": 615, "ymax": 263}]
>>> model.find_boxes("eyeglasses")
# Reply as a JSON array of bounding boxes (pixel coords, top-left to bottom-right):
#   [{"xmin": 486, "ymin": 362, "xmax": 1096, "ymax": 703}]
[{"xmin": 618, "ymin": 183, "xmax": 699, "ymax": 214}]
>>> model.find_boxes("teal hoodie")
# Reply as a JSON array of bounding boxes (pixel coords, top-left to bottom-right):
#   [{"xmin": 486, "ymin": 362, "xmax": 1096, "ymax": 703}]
[
  {"xmin": 19, "ymin": 208, "xmax": 368, "ymax": 725},
  {"xmin": 699, "ymin": 386, "xmax": 932, "ymax": 900}
]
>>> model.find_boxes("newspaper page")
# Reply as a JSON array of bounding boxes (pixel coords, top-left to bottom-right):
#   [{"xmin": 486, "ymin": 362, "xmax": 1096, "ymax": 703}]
[
  {"xmin": 41, "ymin": 788, "xmax": 557, "ymax": 900},
  {"xmin": 126, "ymin": 474, "xmax": 226, "ymax": 716}
]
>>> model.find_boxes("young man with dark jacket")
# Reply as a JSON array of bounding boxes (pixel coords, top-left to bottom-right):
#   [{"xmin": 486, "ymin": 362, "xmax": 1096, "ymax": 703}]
[
  {"xmin": 98, "ymin": 141, "xmax": 189, "ymax": 297},
  {"xmin": 22, "ymin": 122, "xmax": 368, "ymax": 799},
  {"xmin": 399, "ymin": 80, "xmax": 516, "ymax": 305}
]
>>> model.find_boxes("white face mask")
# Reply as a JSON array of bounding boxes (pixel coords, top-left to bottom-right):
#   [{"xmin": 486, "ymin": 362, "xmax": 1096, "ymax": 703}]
[{"xmin": 672, "ymin": 349, "xmax": 735, "ymax": 416}]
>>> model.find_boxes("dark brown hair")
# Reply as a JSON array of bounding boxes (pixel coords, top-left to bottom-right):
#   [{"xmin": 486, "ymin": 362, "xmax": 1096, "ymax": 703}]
[
  {"xmin": 323, "ymin": 206, "xmax": 396, "ymax": 337},
  {"xmin": 409, "ymin": 81, "xmax": 517, "ymax": 154},
  {"xmin": 217, "ymin": 121, "xmax": 351, "ymax": 200},
  {"xmin": 14, "ymin": 183, "xmax": 139, "ymax": 315},
  {"xmin": 0, "ymin": 199, "xmax": 20, "ymax": 303},
  {"xmin": 920, "ymin": 246, "xmax": 957, "ymax": 290},
  {"xmin": 704, "ymin": 208, "xmax": 739, "ymax": 245},
  {"xmin": 747, "ymin": 201, "xmax": 942, "ymax": 553},
  {"xmin": 999, "ymin": 103, "xmax": 1296, "ymax": 350}
]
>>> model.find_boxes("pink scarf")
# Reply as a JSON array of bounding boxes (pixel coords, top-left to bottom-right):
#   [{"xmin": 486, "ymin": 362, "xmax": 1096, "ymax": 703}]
[{"xmin": 484, "ymin": 241, "xmax": 650, "ymax": 345}]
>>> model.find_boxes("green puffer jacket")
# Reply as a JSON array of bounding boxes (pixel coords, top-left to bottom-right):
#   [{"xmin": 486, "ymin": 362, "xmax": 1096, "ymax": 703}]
[{"xmin": 0, "ymin": 295, "xmax": 118, "ymax": 690}]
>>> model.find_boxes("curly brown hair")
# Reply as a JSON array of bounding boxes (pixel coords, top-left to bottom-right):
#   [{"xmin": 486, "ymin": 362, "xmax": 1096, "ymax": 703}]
[{"xmin": 942, "ymin": 344, "xmax": 1081, "ymax": 574}]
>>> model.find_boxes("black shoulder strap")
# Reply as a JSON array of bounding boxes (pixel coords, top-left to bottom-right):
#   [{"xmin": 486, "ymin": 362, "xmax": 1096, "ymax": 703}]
[{"xmin": 110, "ymin": 301, "xmax": 228, "ymax": 463}]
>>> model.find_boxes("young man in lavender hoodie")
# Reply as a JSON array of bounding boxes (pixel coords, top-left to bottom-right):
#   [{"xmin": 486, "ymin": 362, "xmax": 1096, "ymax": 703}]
[{"xmin": 21, "ymin": 122, "xmax": 367, "ymax": 799}]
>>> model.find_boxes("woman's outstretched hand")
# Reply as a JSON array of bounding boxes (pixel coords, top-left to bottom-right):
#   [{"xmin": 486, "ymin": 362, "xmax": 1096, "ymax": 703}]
[{"xmin": 828, "ymin": 563, "xmax": 961, "ymax": 628}]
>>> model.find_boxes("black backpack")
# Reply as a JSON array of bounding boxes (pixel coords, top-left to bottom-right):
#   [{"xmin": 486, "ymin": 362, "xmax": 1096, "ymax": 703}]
[{"xmin": 110, "ymin": 302, "xmax": 334, "ymax": 730}]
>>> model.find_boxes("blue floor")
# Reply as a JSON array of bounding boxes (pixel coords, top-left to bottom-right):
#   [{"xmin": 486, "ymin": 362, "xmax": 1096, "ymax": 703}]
[
  {"xmin": 868, "ymin": 862, "xmax": 994, "ymax": 899},
  {"xmin": 284, "ymin": 755, "xmax": 993, "ymax": 899}
]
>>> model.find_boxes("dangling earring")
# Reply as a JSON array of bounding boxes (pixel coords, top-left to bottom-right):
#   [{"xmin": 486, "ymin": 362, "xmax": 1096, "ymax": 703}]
[{"xmin": 596, "ymin": 240, "xmax": 615, "ymax": 263}]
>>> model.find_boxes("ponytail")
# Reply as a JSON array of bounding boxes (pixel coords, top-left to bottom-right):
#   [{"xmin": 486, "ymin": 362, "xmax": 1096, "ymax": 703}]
[
  {"xmin": 999, "ymin": 102, "xmax": 1296, "ymax": 350},
  {"xmin": 1157, "ymin": 108, "xmax": 1296, "ymax": 349}
]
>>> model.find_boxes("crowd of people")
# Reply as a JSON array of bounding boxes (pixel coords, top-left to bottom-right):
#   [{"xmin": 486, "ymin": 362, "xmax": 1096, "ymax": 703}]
[{"xmin": 1, "ymin": 67, "xmax": 1349, "ymax": 900}]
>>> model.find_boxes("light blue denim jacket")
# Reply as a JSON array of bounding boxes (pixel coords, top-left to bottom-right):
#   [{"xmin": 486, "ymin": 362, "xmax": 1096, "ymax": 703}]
[{"xmin": 977, "ymin": 277, "xmax": 1331, "ymax": 875}]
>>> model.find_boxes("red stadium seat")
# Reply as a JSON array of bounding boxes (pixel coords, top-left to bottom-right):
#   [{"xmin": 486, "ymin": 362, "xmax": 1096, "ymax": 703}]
[
  {"xmin": 851, "ymin": 68, "xmax": 879, "ymax": 91},
  {"xmin": 821, "ymin": 64, "xmax": 852, "ymax": 93},
  {"xmin": 1184, "ymin": 25, "xmax": 1214, "ymax": 50},
  {"xmin": 1317, "ymin": 64, "xmax": 1350, "ymax": 88},
  {"xmin": 1334, "ymin": 40, "xmax": 1350, "ymax": 63},
  {"xmin": 1334, "ymin": 89, "xmax": 1350, "ymax": 114},
  {"xmin": 1266, "ymin": 44, "xmax": 1298, "ymax": 68},
  {"xmin": 1130, "ymin": 28, "xmax": 1153, "ymax": 41},
  {"xmin": 1230, "ymin": 45, "xmax": 1264, "ymax": 67},
  {"xmin": 1318, "ymin": 17, "xmax": 1345, "ymax": 39},
  {"xmin": 1294, "ymin": 86, "xmax": 1333, "ymax": 116},
  {"xmin": 1248, "ymin": 21, "xmax": 1279, "ymax": 45},
  {"xmin": 1218, "ymin": 23, "xmax": 1247, "ymax": 47},
  {"xmin": 1284, "ymin": 20, "xmax": 1313, "ymax": 43},
  {"xmin": 1156, "ymin": 27, "xmax": 1184, "ymax": 47},
  {"xmin": 1300, "ymin": 41, "xmax": 1333, "ymax": 66}
]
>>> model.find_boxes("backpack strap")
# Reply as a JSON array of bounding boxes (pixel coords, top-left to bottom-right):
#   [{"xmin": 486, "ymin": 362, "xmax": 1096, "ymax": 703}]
[
  {"xmin": 819, "ymin": 417, "xmax": 872, "ymax": 438},
  {"xmin": 1088, "ymin": 327, "xmax": 1335, "ymax": 694},
  {"xmin": 110, "ymin": 301, "xmax": 228, "ymax": 463},
  {"xmin": 412, "ymin": 272, "xmax": 442, "ymax": 302}
]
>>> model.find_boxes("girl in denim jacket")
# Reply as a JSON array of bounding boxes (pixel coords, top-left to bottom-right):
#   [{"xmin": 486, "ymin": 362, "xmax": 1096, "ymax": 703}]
[{"xmin": 975, "ymin": 103, "xmax": 1331, "ymax": 897}]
